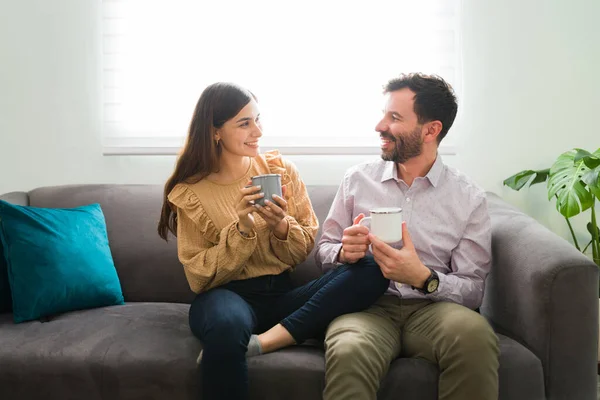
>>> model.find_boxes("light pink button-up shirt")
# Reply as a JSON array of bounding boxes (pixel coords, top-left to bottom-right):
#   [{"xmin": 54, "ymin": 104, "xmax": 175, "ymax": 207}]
[{"xmin": 315, "ymin": 155, "xmax": 492, "ymax": 310}]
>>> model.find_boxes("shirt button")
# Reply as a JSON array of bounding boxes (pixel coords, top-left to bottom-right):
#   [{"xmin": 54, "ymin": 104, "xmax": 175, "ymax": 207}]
[{"xmin": 406, "ymin": 198, "xmax": 410, "ymax": 202}]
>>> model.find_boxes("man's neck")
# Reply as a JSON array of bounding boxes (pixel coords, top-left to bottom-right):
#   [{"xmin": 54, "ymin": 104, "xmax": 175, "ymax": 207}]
[{"xmin": 396, "ymin": 150, "xmax": 438, "ymax": 187}]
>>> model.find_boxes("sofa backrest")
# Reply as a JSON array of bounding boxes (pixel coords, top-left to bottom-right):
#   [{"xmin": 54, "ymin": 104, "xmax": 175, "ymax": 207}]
[{"xmin": 19, "ymin": 184, "xmax": 338, "ymax": 304}]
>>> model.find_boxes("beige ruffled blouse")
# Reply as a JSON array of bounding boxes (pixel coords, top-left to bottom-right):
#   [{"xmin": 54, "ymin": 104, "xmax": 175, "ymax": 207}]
[{"xmin": 168, "ymin": 151, "xmax": 319, "ymax": 294}]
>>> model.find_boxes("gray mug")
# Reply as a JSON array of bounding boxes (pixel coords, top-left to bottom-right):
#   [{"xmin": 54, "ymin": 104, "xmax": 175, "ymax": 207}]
[{"xmin": 251, "ymin": 174, "xmax": 282, "ymax": 207}]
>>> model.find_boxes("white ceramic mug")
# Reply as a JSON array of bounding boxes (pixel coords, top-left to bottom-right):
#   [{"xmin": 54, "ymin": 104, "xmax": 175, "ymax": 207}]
[{"xmin": 358, "ymin": 207, "xmax": 403, "ymax": 243}]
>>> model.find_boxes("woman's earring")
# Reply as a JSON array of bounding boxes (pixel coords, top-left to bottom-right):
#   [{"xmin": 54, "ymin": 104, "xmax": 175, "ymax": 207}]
[{"xmin": 215, "ymin": 137, "xmax": 220, "ymax": 146}]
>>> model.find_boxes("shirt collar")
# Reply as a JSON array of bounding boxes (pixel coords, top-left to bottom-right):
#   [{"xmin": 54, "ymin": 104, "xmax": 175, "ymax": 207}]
[
  {"xmin": 425, "ymin": 154, "xmax": 444, "ymax": 188},
  {"xmin": 381, "ymin": 161, "xmax": 397, "ymax": 183},
  {"xmin": 380, "ymin": 154, "xmax": 444, "ymax": 187}
]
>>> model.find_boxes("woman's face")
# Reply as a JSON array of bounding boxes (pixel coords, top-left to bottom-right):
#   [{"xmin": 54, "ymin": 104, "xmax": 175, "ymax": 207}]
[{"xmin": 215, "ymin": 100, "xmax": 262, "ymax": 158}]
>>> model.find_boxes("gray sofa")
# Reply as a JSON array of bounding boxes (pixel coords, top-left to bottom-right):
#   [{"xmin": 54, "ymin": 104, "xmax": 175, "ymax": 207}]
[{"xmin": 0, "ymin": 184, "xmax": 597, "ymax": 400}]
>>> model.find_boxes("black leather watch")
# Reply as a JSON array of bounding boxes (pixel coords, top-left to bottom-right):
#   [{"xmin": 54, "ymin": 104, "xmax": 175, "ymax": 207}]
[{"xmin": 412, "ymin": 268, "xmax": 439, "ymax": 294}]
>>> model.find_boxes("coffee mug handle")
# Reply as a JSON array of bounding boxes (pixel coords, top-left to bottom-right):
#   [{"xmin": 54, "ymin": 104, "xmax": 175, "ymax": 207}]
[{"xmin": 357, "ymin": 217, "xmax": 371, "ymax": 228}]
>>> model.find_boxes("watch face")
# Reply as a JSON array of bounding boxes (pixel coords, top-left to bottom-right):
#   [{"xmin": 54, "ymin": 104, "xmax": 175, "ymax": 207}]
[{"xmin": 427, "ymin": 279, "xmax": 439, "ymax": 293}]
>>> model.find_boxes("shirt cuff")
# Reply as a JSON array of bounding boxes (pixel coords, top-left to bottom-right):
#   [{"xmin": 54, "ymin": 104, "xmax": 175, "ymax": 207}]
[
  {"xmin": 323, "ymin": 243, "xmax": 344, "ymax": 266},
  {"xmin": 427, "ymin": 270, "xmax": 447, "ymax": 299},
  {"xmin": 236, "ymin": 223, "xmax": 256, "ymax": 240},
  {"xmin": 270, "ymin": 216, "xmax": 292, "ymax": 242}
]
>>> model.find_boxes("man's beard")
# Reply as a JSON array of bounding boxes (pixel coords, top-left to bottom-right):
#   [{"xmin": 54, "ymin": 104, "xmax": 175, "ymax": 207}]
[{"xmin": 381, "ymin": 126, "xmax": 423, "ymax": 164}]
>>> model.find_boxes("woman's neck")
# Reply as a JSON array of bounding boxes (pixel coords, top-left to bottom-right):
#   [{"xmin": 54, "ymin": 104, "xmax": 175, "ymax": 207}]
[{"xmin": 210, "ymin": 154, "xmax": 252, "ymax": 184}]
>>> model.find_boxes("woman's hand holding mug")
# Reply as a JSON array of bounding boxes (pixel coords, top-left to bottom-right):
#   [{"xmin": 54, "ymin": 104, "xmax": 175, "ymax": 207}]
[
  {"xmin": 236, "ymin": 181, "xmax": 265, "ymax": 235},
  {"xmin": 255, "ymin": 185, "xmax": 289, "ymax": 239}
]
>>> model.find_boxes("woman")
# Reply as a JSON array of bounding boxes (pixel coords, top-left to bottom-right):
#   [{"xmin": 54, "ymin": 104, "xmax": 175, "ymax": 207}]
[{"xmin": 157, "ymin": 82, "xmax": 389, "ymax": 400}]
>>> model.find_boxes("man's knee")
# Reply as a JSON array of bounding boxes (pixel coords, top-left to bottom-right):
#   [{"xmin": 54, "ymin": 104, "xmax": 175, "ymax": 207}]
[
  {"xmin": 325, "ymin": 324, "xmax": 390, "ymax": 369},
  {"xmin": 444, "ymin": 312, "xmax": 499, "ymax": 358},
  {"xmin": 326, "ymin": 329, "xmax": 363, "ymax": 360}
]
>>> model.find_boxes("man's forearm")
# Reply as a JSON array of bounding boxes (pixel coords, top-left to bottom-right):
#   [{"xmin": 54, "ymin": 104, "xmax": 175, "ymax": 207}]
[{"xmin": 428, "ymin": 272, "xmax": 484, "ymax": 310}]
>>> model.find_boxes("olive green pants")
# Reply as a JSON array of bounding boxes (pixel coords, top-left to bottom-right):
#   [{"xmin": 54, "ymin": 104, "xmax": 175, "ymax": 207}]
[{"xmin": 323, "ymin": 295, "xmax": 499, "ymax": 400}]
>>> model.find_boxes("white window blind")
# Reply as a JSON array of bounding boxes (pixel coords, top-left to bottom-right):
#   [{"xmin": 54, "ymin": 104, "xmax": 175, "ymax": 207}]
[{"xmin": 102, "ymin": 0, "xmax": 462, "ymax": 155}]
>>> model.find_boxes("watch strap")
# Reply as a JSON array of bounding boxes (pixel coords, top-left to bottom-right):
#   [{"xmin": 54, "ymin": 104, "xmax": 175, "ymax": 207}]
[{"xmin": 412, "ymin": 267, "xmax": 439, "ymax": 294}]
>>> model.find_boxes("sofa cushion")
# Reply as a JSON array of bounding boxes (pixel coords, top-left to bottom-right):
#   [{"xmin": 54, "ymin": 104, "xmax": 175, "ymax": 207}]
[
  {"xmin": 0, "ymin": 303, "xmax": 201, "ymax": 399},
  {"xmin": 28, "ymin": 185, "xmax": 194, "ymax": 304},
  {"xmin": 0, "ymin": 303, "xmax": 545, "ymax": 400},
  {"xmin": 0, "ymin": 201, "xmax": 124, "ymax": 323},
  {"xmin": 290, "ymin": 185, "xmax": 339, "ymax": 287},
  {"xmin": 0, "ymin": 244, "xmax": 11, "ymax": 313},
  {"xmin": 249, "ymin": 332, "xmax": 544, "ymax": 400},
  {"xmin": 0, "ymin": 191, "xmax": 28, "ymax": 314},
  {"xmin": 25, "ymin": 184, "xmax": 339, "ymax": 305},
  {"xmin": 378, "ymin": 332, "xmax": 544, "ymax": 400},
  {"xmin": 495, "ymin": 332, "xmax": 545, "ymax": 399}
]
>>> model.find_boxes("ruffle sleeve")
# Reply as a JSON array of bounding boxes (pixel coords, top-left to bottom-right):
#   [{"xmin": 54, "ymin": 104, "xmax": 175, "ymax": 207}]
[{"xmin": 167, "ymin": 184, "xmax": 219, "ymax": 244}]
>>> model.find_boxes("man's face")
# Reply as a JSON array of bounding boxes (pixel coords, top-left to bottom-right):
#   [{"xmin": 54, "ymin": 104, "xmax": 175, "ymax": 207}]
[{"xmin": 375, "ymin": 88, "xmax": 423, "ymax": 164}]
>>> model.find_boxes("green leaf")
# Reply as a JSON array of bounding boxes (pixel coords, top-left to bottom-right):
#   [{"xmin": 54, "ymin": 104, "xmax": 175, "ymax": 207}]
[
  {"xmin": 574, "ymin": 148, "xmax": 593, "ymax": 162},
  {"xmin": 583, "ymin": 167, "xmax": 600, "ymax": 185},
  {"xmin": 583, "ymin": 166, "xmax": 600, "ymax": 198},
  {"xmin": 588, "ymin": 222, "xmax": 600, "ymax": 238},
  {"xmin": 529, "ymin": 169, "xmax": 550, "ymax": 185},
  {"xmin": 576, "ymin": 148, "xmax": 600, "ymax": 169},
  {"xmin": 547, "ymin": 149, "xmax": 594, "ymax": 218},
  {"xmin": 503, "ymin": 170, "xmax": 536, "ymax": 190},
  {"xmin": 584, "ymin": 158, "xmax": 600, "ymax": 169},
  {"xmin": 503, "ymin": 169, "xmax": 549, "ymax": 190}
]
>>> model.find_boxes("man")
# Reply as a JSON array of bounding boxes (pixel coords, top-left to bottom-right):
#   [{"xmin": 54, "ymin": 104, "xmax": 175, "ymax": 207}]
[{"xmin": 316, "ymin": 73, "xmax": 499, "ymax": 400}]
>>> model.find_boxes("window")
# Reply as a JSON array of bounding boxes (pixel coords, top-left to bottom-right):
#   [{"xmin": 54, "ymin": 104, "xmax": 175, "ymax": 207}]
[{"xmin": 102, "ymin": 0, "xmax": 461, "ymax": 155}]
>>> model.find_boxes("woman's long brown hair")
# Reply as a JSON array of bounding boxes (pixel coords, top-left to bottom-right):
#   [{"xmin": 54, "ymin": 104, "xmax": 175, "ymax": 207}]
[{"xmin": 157, "ymin": 83, "xmax": 255, "ymax": 241}]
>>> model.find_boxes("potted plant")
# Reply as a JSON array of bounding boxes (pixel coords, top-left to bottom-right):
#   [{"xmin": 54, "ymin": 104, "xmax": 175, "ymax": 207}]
[
  {"xmin": 503, "ymin": 147, "xmax": 600, "ymax": 364},
  {"xmin": 503, "ymin": 148, "xmax": 600, "ymax": 267}
]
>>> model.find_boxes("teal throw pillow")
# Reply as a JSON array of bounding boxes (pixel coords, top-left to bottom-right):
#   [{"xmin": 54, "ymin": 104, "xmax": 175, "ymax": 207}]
[
  {"xmin": 0, "ymin": 200, "xmax": 124, "ymax": 323},
  {"xmin": 0, "ymin": 243, "xmax": 11, "ymax": 313}
]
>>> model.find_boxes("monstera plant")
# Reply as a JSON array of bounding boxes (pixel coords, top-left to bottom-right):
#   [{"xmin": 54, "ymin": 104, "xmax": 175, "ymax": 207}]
[{"xmin": 503, "ymin": 148, "xmax": 600, "ymax": 268}]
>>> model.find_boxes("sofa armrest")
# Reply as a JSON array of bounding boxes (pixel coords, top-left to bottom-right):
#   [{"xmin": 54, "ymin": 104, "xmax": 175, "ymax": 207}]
[
  {"xmin": 0, "ymin": 191, "xmax": 29, "ymax": 206},
  {"xmin": 481, "ymin": 193, "xmax": 598, "ymax": 400}
]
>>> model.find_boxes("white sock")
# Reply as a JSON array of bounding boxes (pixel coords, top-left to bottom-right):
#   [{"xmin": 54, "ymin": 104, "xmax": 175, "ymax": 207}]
[
  {"xmin": 246, "ymin": 334, "xmax": 263, "ymax": 357},
  {"xmin": 195, "ymin": 335, "xmax": 262, "ymax": 365}
]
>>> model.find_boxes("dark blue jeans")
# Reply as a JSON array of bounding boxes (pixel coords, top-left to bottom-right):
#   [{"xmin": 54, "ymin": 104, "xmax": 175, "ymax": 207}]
[{"xmin": 188, "ymin": 256, "xmax": 389, "ymax": 400}]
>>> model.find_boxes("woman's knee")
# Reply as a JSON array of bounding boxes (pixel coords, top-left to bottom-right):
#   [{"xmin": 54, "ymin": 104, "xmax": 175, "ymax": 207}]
[
  {"xmin": 188, "ymin": 290, "xmax": 254, "ymax": 345},
  {"xmin": 211, "ymin": 309, "xmax": 253, "ymax": 334},
  {"xmin": 346, "ymin": 257, "xmax": 390, "ymax": 294},
  {"xmin": 192, "ymin": 311, "xmax": 253, "ymax": 360}
]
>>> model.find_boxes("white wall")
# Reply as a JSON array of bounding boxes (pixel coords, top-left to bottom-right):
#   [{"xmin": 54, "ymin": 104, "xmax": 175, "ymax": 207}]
[
  {"xmin": 0, "ymin": 0, "xmax": 598, "ymax": 243},
  {"xmin": 458, "ymin": 0, "xmax": 599, "ymax": 245}
]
